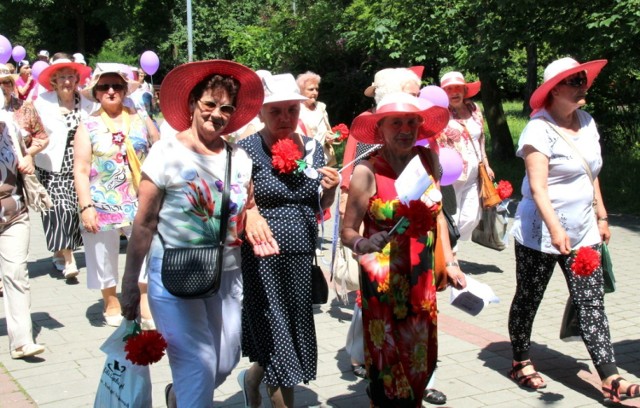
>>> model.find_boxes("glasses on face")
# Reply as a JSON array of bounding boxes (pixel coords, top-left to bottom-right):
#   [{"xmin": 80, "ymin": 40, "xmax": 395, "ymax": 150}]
[
  {"xmin": 197, "ymin": 99, "xmax": 236, "ymax": 116},
  {"xmin": 55, "ymin": 74, "xmax": 77, "ymax": 83},
  {"xmin": 95, "ymin": 83, "xmax": 126, "ymax": 92},
  {"xmin": 562, "ymin": 76, "xmax": 587, "ymax": 88}
]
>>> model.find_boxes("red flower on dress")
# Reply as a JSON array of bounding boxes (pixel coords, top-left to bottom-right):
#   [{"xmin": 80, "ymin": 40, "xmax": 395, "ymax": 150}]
[
  {"xmin": 395, "ymin": 200, "xmax": 437, "ymax": 237},
  {"xmin": 496, "ymin": 180, "xmax": 513, "ymax": 200},
  {"xmin": 124, "ymin": 330, "xmax": 168, "ymax": 366},
  {"xmin": 331, "ymin": 123, "xmax": 350, "ymax": 142},
  {"xmin": 271, "ymin": 139, "xmax": 302, "ymax": 174},
  {"xmin": 363, "ymin": 296, "xmax": 396, "ymax": 371},
  {"xmin": 571, "ymin": 246, "xmax": 601, "ymax": 277}
]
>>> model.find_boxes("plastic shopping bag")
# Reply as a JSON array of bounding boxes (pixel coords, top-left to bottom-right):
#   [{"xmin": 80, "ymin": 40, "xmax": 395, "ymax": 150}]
[{"xmin": 94, "ymin": 320, "xmax": 152, "ymax": 408}]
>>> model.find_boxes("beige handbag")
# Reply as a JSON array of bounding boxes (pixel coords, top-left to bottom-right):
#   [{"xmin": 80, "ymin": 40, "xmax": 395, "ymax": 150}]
[{"xmin": 8, "ymin": 126, "xmax": 53, "ymax": 212}]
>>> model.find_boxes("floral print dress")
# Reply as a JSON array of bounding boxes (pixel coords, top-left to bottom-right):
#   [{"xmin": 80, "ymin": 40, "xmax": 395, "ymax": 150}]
[{"xmin": 359, "ymin": 151, "xmax": 440, "ymax": 407}]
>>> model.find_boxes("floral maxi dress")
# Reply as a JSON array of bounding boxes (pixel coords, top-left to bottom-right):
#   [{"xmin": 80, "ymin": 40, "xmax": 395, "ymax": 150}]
[{"xmin": 359, "ymin": 152, "xmax": 440, "ymax": 407}]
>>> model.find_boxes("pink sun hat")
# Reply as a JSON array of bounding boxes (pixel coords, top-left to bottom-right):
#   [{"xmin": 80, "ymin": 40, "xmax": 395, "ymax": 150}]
[
  {"xmin": 440, "ymin": 71, "xmax": 481, "ymax": 99},
  {"xmin": 529, "ymin": 57, "xmax": 608, "ymax": 110}
]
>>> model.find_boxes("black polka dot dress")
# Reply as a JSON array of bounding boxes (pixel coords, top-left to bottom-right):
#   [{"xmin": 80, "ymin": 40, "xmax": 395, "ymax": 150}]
[{"xmin": 238, "ymin": 133, "xmax": 324, "ymax": 387}]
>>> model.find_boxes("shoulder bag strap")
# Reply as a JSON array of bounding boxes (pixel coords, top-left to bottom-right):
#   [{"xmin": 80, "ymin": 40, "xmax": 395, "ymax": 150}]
[
  {"xmin": 540, "ymin": 117, "xmax": 594, "ymax": 184},
  {"xmin": 219, "ymin": 142, "xmax": 232, "ymax": 246}
]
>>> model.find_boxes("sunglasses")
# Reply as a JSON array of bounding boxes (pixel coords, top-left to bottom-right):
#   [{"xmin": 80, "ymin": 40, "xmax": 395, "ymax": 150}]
[
  {"xmin": 0, "ymin": 80, "xmax": 13, "ymax": 86},
  {"xmin": 562, "ymin": 76, "xmax": 587, "ymax": 88},
  {"xmin": 197, "ymin": 99, "xmax": 236, "ymax": 116},
  {"xmin": 94, "ymin": 83, "xmax": 126, "ymax": 92}
]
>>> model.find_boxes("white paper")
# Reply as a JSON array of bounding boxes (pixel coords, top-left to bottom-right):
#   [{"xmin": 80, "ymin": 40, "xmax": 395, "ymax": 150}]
[
  {"xmin": 394, "ymin": 155, "xmax": 432, "ymax": 204},
  {"xmin": 449, "ymin": 275, "xmax": 500, "ymax": 316}
]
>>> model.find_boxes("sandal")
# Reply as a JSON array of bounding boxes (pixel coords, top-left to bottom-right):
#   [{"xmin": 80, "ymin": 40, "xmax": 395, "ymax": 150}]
[
  {"xmin": 424, "ymin": 388, "xmax": 447, "ymax": 405},
  {"xmin": 351, "ymin": 364, "xmax": 367, "ymax": 379},
  {"xmin": 603, "ymin": 377, "xmax": 640, "ymax": 402},
  {"xmin": 509, "ymin": 361, "xmax": 547, "ymax": 390}
]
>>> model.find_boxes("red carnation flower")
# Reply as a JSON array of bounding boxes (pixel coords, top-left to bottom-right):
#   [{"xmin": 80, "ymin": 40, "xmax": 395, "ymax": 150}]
[
  {"xmin": 331, "ymin": 123, "xmax": 350, "ymax": 142},
  {"xmin": 124, "ymin": 330, "xmax": 168, "ymax": 366},
  {"xmin": 395, "ymin": 200, "xmax": 437, "ymax": 237},
  {"xmin": 496, "ymin": 180, "xmax": 513, "ymax": 200},
  {"xmin": 571, "ymin": 246, "xmax": 601, "ymax": 277},
  {"xmin": 271, "ymin": 139, "xmax": 302, "ymax": 174}
]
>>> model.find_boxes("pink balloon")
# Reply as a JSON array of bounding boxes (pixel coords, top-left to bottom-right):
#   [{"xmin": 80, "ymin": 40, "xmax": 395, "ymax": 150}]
[
  {"xmin": 140, "ymin": 51, "xmax": 159, "ymax": 75},
  {"xmin": 12, "ymin": 45, "xmax": 26, "ymax": 62},
  {"xmin": 0, "ymin": 35, "xmax": 12, "ymax": 64},
  {"xmin": 439, "ymin": 147, "xmax": 464, "ymax": 186},
  {"xmin": 419, "ymin": 85, "xmax": 449, "ymax": 108},
  {"xmin": 31, "ymin": 61, "xmax": 49, "ymax": 80}
]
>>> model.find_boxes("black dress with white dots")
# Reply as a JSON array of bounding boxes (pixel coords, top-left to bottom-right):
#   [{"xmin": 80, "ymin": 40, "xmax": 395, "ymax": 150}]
[{"xmin": 238, "ymin": 133, "xmax": 325, "ymax": 387}]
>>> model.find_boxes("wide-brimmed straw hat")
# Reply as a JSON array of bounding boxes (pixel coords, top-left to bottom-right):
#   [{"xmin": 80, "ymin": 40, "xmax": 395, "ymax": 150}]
[
  {"xmin": 364, "ymin": 66, "xmax": 424, "ymax": 98},
  {"xmin": 160, "ymin": 60, "xmax": 264, "ymax": 133},
  {"xmin": 350, "ymin": 92, "xmax": 449, "ymax": 144},
  {"xmin": 262, "ymin": 72, "xmax": 308, "ymax": 105},
  {"xmin": 529, "ymin": 57, "xmax": 608, "ymax": 110},
  {"xmin": 0, "ymin": 64, "xmax": 15, "ymax": 85},
  {"xmin": 38, "ymin": 58, "xmax": 92, "ymax": 91},
  {"xmin": 440, "ymin": 71, "xmax": 481, "ymax": 99},
  {"xmin": 80, "ymin": 63, "xmax": 138, "ymax": 101}
]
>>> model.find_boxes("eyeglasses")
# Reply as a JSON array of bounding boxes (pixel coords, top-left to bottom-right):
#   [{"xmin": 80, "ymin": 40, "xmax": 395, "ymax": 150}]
[
  {"xmin": 0, "ymin": 80, "xmax": 13, "ymax": 86},
  {"xmin": 94, "ymin": 83, "xmax": 126, "ymax": 92},
  {"xmin": 197, "ymin": 99, "xmax": 236, "ymax": 116},
  {"xmin": 562, "ymin": 76, "xmax": 587, "ymax": 88},
  {"xmin": 55, "ymin": 74, "xmax": 77, "ymax": 83}
]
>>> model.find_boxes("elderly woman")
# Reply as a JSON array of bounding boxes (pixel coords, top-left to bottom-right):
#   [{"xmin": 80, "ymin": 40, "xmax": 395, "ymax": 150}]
[
  {"xmin": 74, "ymin": 63, "xmax": 157, "ymax": 327},
  {"xmin": 341, "ymin": 92, "xmax": 466, "ymax": 407},
  {"xmin": 508, "ymin": 57, "xmax": 640, "ymax": 402},
  {"xmin": 438, "ymin": 72, "xmax": 493, "ymax": 253},
  {"xmin": 296, "ymin": 71, "xmax": 339, "ymax": 166},
  {"xmin": 33, "ymin": 57, "xmax": 93, "ymax": 279},
  {"xmin": 237, "ymin": 72, "xmax": 340, "ymax": 408},
  {"xmin": 121, "ymin": 60, "xmax": 265, "ymax": 407},
  {"xmin": 0, "ymin": 108, "xmax": 46, "ymax": 359}
]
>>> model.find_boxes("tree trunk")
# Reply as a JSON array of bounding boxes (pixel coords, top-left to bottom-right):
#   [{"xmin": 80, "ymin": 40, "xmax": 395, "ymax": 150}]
[
  {"xmin": 522, "ymin": 43, "xmax": 537, "ymax": 116},
  {"xmin": 76, "ymin": 15, "xmax": 86, "ymax": 52},
  {"xmin": 479, "ymin": 71, "xmax": 515, "ymax": 160}
]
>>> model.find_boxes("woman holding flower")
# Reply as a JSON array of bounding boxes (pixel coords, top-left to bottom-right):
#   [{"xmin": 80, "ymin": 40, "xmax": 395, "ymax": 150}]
[
  {"xmin": 237, "ymin": 72, "xmax": 339, "ymax": 408},
  {"xmin": 341, "ymin": 92, "xmax": 466, "ymax": 407},
  {"xmin": 508, "ymin": 57, "xmax": 640, "ymax": 401},
  {"xmin": 120, "ymin": 60, "xmax": 265, "ymax": 407}
]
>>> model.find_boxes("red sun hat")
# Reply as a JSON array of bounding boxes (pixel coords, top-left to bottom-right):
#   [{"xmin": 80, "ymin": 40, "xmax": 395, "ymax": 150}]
[
  {"xmin": 160, "ymin": 60, "xmax": 264, "ymax": 134},
  {"xmin": 350, "ymin": 93, "xmax": 449, "ymax": 145},
  {"xmin": 440, "ymin": 71, "xmax": 481, "ymax": 99},
  {"xmin": 38, "ymin": 59, "xmax": 92, "ymax": 91},
  {"xmin": 529, "ymin": 57, "xmax": 608, "ymax": 110}
]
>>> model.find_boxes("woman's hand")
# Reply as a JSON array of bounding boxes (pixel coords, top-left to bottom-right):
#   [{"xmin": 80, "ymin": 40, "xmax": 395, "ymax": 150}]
[
  {"xmin": 120, "ymin": 277, "xmax": 141, "ymax": 321},
  {"xmin": 318, "ymin": 166, "xmax": 340, "ymax": 191},
  {"xmin": 485, "ymin": 163, "xmax": 495, "ymax": 180},
  {"xmin": 598, "ymin": 220, "xmax": 611, "ymax": 244},
  {"xmin": 245, "ymin": 209, "xmax": 280, "ymax": 257},
  {"xmin": 549, "ymin": 226, "xmax": 571, "ymax": 255},
  {"xmin": 356, "ymin": 231, "xmax": 389, "ymax": 254},
  {"xmin": 17, "ymin": 155, "xmax": 34, "ymax": 175},
  {"xmin": 447, "ymin": 265, "xmax": 467, "ymax": 289},
  {"xmin": 81, "ymin": 207, "xmax": 100, "ymax": 234}
]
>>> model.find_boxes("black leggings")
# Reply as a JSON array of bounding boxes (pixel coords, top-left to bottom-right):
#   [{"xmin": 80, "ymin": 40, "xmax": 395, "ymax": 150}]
[{"xmin": 508, "ymin": 242, "xmax": 617, "ymax": 379}]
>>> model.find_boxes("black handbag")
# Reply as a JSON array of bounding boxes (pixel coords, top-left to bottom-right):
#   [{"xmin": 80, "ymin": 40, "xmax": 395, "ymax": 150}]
[
  {"xmin": 443, "ymin": 207, "xmax": 460, "ymax": 248},
  {"xmin": 160, "ymin": 145, "xmax": 232, "ymax": 299},
  {"xmin": 311, "ymin": 256, "xmax": 329, "ymax": 304}
]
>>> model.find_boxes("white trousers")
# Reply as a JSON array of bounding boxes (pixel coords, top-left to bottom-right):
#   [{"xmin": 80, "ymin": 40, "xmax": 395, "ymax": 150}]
[
  {"xmin": 345, "ymin": 303, "xmax": 364, "ymax": 364},
  {"xmin": 0, "ymin": 213, "xmax": 35, "ymax": 351},
  {"xmin": 147, "ymin": 256, "xmax": 243, "ymax": 407},
  {"xmin": 453, "ymin": 177, "xmax": 482, "ymax": 242}
]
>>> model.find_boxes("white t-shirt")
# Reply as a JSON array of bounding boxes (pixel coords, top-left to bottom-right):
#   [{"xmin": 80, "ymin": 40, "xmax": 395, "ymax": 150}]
[
  {"xmin": 142, "ymin": 137, "xmax": 252, "ymax": 269},
  {"xmin": 511, "ymin": 108, "xmax": 602, "ymax": 254}
]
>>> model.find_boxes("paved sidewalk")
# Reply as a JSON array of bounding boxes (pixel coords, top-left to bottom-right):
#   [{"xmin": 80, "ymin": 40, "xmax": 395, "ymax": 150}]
[{"xmin": 2, "ymin": 212, "xmax": 640, "ymax": 407}]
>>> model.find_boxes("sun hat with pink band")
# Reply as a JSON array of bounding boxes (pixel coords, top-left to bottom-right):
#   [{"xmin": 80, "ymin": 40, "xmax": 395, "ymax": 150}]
[
  {"xmin": 440, "ymin": 71, "xmax": 481, "ymax": 99},
  {"xmin": 529, "ymin": 57, "xmax": 608, "ymax": 110}
]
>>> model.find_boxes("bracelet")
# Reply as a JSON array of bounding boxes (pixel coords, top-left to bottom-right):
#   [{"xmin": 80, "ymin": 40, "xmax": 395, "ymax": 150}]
[
  {"xmin": 597, "ymin": 216, "xmax": 608, "ymax": 223},
  {"xmin": 353, "ymin": 237, "xmax": 366, "ymax": 255},
  {"xmin": 80, "ymin": 204, "xmax": 94, "ymax": 213},
  {"xmin": 445, "ymin": 261, "xmax": 459, "ymax": 268}
]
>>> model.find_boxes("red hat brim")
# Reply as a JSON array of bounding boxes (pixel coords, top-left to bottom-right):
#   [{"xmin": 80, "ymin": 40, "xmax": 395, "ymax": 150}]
[
  {"xmin": 160, "ymin": 60, "xmax": 264, "ymax": 134},
  {"xmin": 529, "ymin": 59, "xmax": 607, "ymax": 110},
  {"xmin": 350, "ymin": 104, "xmax": 449, "ymax": 145},
  {"xmin": 38, "ymin": 62, "xmax": 92, "ymax": 91}
]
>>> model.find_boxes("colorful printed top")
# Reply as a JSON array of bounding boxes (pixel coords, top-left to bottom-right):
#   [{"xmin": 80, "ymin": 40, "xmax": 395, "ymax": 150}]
[
  {"xmin": 358, "ymin": 147, "xmax": 441, "ymax": 405},
  {"xmin": 83, "ymin": 109, "xmax": 151, "ymax": 231},
  {"xmin": 0, "ymin": 117, "xmax": 27, "ymax": 226},
  {"xmin": 143, "ymin": 137, "xmax": 252, "ymax": 271}
]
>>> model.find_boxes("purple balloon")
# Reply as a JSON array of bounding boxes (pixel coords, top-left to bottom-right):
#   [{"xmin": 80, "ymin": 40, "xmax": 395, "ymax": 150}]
[
  {"xmin": 12, "ymin": 45, "xmax": 26, "ymax": 62},
  {"xmin": 0, "ymin": 35, "xmax": 12, "ymax": 64},
  {"xmin": 419, "ymin": 85, "xmax": 449, "ymax": 108},
  {"xmin": 31, "ymin": 61, "xmax": 49, "ymax": 80},
  {"xmin": 140, "ymin": 51, "xmax": 159, "ymax": 75},
  {"xmin": 439, "ymin": 147, "xmax": 464, "ymax": 186}
]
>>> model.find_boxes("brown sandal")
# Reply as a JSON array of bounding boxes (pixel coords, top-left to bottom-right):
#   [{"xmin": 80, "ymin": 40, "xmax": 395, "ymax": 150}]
[
  {"xmin": 603, "ymin": 377, "xmax": 640, "ymax": 403},
  {"xmin": 509, "ymin": 361, "xmax": 547, "ymax": 390}
]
